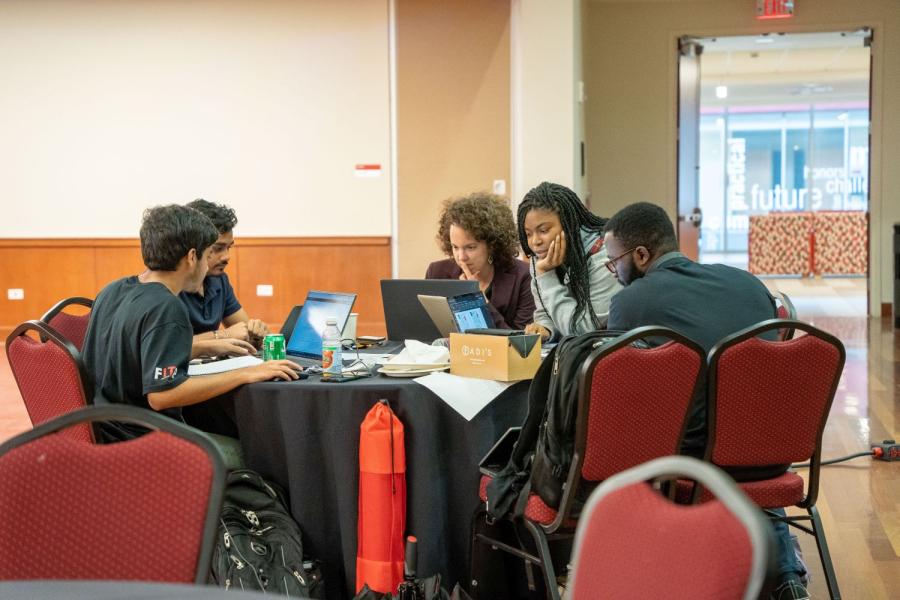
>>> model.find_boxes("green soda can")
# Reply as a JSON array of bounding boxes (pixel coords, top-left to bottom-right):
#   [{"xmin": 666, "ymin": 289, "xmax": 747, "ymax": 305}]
[{"xmin": 263, "ymin": 333, "xmax": 286, "ymax": 361}]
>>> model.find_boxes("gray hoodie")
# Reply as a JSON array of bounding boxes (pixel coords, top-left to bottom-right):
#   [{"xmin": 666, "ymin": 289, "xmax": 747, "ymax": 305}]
[{"xmin": 529, "ymin": 229, "xmax": 622, "ymax": 339}]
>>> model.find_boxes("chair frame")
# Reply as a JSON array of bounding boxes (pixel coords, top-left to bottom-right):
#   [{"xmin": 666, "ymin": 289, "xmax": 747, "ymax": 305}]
[
  {"xmin": 697, "ymin": 318, "xmax": 846, "ymax": 599},
  {"xmin": 570, "ymin": 456, "xmax": 775, "ymax": 600},
  {"xmin": 40, "ymin": 296, "xmax": 94, "ymax": 325},
  {"xmin": 470, "ymin": 326, "xmax": 707, "ymax": 600},
  {"xmin": 0, "ymin": 404, "xmax": 227, "ymax": 585},
  {"xmin": 770, "ymin": 292, "xmax": 797, "ymax": 341},
  {"xmin": 5, "ymin": 320, "xmax": 97, "ymax": 442}
]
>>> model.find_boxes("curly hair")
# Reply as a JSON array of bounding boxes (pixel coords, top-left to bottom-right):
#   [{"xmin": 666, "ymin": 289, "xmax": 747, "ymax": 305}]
[
  {"xmin": 186, "ymin": 198, "xmax": 238, "ymax": 234},
  {"xmin": 436, "ymin": 192, "xmax": 519, "ymax": 265}
]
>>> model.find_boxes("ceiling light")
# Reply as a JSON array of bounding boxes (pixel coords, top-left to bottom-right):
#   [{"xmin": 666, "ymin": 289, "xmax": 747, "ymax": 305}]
[
  {"xmin": 716, "ymin": 118, "xmax": 725, "ymax": 127},
  {"xmin": 756, "ymin": 38, "xmax": 775, "ymax": 44},
  {"xmin": 838, "ymin": 112, "xmax": 849, "ymax": 120},
  {"xmin": 716, "ymin": 86, "xmax": 728, "ymax": 99}
]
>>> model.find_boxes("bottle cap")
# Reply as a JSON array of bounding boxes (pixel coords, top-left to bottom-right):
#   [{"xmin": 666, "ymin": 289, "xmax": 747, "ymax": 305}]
[{"xmin": 326, "ymin": 317, "xmax": 338, "ymax": 325}]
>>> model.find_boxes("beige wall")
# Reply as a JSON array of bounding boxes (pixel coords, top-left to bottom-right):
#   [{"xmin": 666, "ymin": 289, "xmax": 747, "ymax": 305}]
[
  {"xmin": 584, "ymin": 0, "xmax": 900, "ymax": 310},
  {"xmin": 396, "ymin": 0, "xmax": 511, "ymax": 279},
  {"xmin": 0, "ymin": 0, "xmax": 391, "ymax": 238},
  {"xmin": 514, "ymin": 0, "xmax": 581, "ymax": 203}
]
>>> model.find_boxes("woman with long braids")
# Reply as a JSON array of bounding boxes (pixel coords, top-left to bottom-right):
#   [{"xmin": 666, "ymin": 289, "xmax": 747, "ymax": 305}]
[{"xmin": 518, "ymin": 182, "xmax": 621, "ymax": 341}]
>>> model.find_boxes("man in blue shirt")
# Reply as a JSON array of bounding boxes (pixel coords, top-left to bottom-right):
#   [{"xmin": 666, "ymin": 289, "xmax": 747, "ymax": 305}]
[
  {"xmin": 604, "ymin": 202, "xmax": 809, "ymax": 600},
  {"xmin": 180, "ymin": 199, "xmax": 271, "ymax": 349}
]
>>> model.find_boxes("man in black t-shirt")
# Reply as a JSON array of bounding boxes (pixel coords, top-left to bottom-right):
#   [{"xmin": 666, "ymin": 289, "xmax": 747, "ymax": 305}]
[{"xmin": 82, "ymin": 204, "xmax": 301, "ymax": 454}]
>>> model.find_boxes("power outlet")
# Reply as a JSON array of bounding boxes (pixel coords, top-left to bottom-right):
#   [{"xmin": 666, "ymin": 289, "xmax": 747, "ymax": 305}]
[
  {"xmin": 257, "ymin": 284, "xmax": 274, "ymax": 297},
  {"xmin": 493, "ymin": 179, "xmax": 506, "ymax": 196},
  {"xmin": 7, "ymin": 288, "xmax": 24, "ymax": 300},
  {"xmin": 873, "ymin": 439, "xmax": 900, "ymax": 461}
]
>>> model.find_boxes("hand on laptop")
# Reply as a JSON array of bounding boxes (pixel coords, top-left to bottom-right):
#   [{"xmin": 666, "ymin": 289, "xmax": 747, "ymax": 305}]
[
  {"xmin": 193, "ymin": 338, "xmax": 257, "ymax": 359},
  {"xmin": 244, "ymin": 360, "xmax": 303, "ymax": 383},
  {"xmin": 224, "ymin": 321, "xmax": 251, "ymax": 342},
  {"xmin": 247, "ymin": 319, "xmax": 270, "ymax": 346}
]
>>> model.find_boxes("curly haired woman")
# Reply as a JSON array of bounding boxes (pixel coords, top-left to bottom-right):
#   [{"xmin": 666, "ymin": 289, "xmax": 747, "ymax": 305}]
[{"xmin": 425, "ymin": 192, "xmax": 536, "ymax": 330}]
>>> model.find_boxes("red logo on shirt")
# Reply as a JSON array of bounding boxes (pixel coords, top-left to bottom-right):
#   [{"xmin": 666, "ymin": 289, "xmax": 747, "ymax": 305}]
[{"xmin": 154, "ymin": 366, "xmax": 178, "ymax": 380}]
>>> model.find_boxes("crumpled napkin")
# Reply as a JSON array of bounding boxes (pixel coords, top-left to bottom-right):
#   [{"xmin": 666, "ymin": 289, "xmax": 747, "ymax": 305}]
[{"xmin": 391, "ymin": 339, "xmax": 450, "ymax": 364}]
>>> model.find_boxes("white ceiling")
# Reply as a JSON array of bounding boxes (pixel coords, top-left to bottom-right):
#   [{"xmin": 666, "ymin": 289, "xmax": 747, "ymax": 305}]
[{"xmin": 696, "ymin": 32, "xmax": 870, "ymax": 106}]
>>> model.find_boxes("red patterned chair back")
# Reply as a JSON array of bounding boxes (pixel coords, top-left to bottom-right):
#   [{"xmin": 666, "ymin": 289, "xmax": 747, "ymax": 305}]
[
  {"xmin": 570, "ymin": 456, "xmax": 774, "ymax": 600},
  {"xmin": 5, "ymin": 321, "xmax": 95, "ymax": 444},
  {"xmin": 578, "ymin": 328, "xmax": 706, "ymax": 483},
  {"xmin": 41, "ymin": 296, "xmax": 93, "ymax": 352},
  {"xmin": 0, "ymin": 405, "xmax": 226, "ymax": 584},
  {"xmin": 708, "ymin": 319, "xmax": 845, "ymax": 470}
]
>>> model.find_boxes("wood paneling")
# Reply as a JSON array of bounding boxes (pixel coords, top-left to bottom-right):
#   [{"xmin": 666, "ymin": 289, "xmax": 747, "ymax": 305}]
[{"xmin": 0, "ymin": 237, "xmax": 390, "ymax": 340}]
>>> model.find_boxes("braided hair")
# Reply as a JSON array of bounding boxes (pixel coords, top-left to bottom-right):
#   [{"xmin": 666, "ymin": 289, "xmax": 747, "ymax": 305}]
[{"xmin": 517, "ymin": 182, "xmax": 608, "ymax": 333}]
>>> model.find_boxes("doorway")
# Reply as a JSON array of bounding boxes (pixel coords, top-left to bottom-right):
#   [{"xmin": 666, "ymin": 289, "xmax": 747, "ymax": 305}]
[{"xmin": 677, "ymin": 31, "xmax": 872, "ymax": 318}]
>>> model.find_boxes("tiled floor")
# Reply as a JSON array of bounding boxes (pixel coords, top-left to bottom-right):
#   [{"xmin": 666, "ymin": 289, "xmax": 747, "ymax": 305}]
[{"xmin": 762, "ymin": 276, "xmax": 868, "ymax": 318}]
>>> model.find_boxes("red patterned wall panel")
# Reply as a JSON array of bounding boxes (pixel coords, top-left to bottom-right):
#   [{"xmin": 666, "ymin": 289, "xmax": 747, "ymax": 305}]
[
  {"xmin": 813, "ymin": 211, "xmax": 868, "ymax": 276},
  {"xmin": 748, "ymin": 212, "xmax": 813, "ymax": 276}
]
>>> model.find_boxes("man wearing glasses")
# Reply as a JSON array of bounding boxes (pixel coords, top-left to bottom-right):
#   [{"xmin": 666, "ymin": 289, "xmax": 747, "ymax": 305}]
[{"xmin": 602, "ymin": 202, "xmax": 808, "ymax": 600}]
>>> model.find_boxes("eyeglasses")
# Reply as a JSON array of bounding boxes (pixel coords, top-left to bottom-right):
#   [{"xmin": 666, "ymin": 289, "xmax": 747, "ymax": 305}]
[{"xmin": 604, "ymin": 247, "xmax": 644, "ymax": 276}]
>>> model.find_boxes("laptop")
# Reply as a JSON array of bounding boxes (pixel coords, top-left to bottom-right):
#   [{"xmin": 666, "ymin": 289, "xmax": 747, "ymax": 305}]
[
  {"xmin": 380, "ymin": 279, "xmax": 479, "ymax": 342},
  {"xmin": 285, "ymin": 291, "xmax": 357, "ymax": 367},
  {"xmin": 418, "ymin": 292, "xmax": 497, "ymax": 337},
  {"xmin": 479, "ymin": 427, "xmax": 522, "ymax": 477}
]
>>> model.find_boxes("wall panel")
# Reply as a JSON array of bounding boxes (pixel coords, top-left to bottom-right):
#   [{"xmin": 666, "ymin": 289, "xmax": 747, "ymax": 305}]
[{"xmin": 0, "ymin": 238, "xmax": 390, "ymax": 340}]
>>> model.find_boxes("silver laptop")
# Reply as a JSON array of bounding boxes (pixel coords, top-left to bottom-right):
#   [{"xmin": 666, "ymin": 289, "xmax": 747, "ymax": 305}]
[{"xmin": 417, "ymin": 291, "xmax": 496, "ymax": 337}]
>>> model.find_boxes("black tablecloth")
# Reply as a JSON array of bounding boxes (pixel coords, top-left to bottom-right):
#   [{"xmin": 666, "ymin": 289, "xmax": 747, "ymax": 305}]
[{"xmin": 227, "ymin": 373, "xmax": 529, "ymax": 600}]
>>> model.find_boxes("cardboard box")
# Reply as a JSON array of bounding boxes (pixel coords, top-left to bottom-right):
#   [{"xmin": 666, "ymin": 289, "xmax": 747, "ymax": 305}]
[{"xmin": 450, "ymin": 333, "xmax": 541, "ymax": 381}]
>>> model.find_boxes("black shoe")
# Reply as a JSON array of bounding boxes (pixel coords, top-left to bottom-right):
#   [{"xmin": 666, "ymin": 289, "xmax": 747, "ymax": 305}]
[{"xmin": 771, "ymin": 577, "xmax": 810, "ymax": 600}]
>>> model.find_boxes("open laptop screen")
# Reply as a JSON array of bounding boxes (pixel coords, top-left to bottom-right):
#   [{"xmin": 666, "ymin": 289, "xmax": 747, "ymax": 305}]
[
  {"xmin": 286, "ymin": 291, "xmax": 356, "ymax": 360},
  {"xmin": 447, "ymin": 292, "xmax": 496, "ymax": 333}
]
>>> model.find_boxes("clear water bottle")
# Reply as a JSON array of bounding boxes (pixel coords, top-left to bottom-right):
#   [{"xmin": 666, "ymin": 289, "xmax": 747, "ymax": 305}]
[{"xmin": 322, "ymin": 317, "xmax": 343, "ymax": 374}]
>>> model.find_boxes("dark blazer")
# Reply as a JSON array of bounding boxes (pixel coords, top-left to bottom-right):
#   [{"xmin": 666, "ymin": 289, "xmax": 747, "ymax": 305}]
[
  {"xmin": 608, "ymin": 252, "xmax": 777, "ymax": 455},
  {"xmin": 425, "ymin": 258, "xmax": 536, "ymax": 330}
]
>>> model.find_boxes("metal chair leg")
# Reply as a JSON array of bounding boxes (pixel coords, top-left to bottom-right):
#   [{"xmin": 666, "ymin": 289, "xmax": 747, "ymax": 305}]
[
  {"xmin": 468, "ymin": 507, "xmax": 485, "ymax": 600},
  {"xmin": 808, "ymin": 505, "xmax": 841, "ymax": 600},
  {"xmin": 523, "ymin": 519, "xmax": 561, "ymax": 600}
]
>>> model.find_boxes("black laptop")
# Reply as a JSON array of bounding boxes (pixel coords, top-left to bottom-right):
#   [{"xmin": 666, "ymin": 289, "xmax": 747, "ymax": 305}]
[{"xmin": 380, "ymin": 279, "xmax": 479, "ymax": 342}]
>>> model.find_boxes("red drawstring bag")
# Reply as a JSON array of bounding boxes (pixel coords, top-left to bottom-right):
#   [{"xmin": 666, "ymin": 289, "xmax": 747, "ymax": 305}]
[{"xmin": 356, "ymin": 400, "xmax": 406, "ymax": 594}]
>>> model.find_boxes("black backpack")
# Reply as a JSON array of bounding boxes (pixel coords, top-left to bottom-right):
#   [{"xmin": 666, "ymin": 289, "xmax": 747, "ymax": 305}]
[
  {"xmin": 210, "ymin": 469, "xmax": 325, "ymax": 598},
  {"xmin": 486, "ymin": 331, "xmax": 648, "ymax": 517}
]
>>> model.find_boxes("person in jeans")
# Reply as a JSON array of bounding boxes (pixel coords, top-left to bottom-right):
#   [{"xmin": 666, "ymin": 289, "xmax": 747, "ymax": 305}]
[
  {"xmin": 603, "ymin": 201, "xmax": 809, "ymax": 600},
  {"xmin": 82, "ymin": 204, "xmax": 301, "ymax": 468}
]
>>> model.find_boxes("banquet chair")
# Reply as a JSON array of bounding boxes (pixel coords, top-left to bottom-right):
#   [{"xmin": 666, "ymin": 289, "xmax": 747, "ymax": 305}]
[
  {"xmin": 770, "ymin": 291, "xmax": 797, "ymax": 341},
  {"xmin": 40, "ymin": 296, "xmax": 93, "ymax": 352},
  {"xmin": 680, "ymin": 319, "xmax": 845, "ymax": 599},
  {"xmin": 470, "ymin": 327, "xmax": 706, "ymax": 600},
  {"xmin": 0, "ymin": 404, "xmax": 226, "ymax": 584},
  {"xmin": 568, "ymin": 456, "xmax": 775, "ymax": 600},
  {"xmin": 5, "ymin": 320, "xmax": 95, "ymax": 443}
]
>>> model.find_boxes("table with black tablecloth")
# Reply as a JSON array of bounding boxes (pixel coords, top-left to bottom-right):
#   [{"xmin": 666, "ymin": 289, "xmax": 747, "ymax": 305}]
[{"xmin": 222, "ymin": 371, "xmax": 529, "ymax": 600}]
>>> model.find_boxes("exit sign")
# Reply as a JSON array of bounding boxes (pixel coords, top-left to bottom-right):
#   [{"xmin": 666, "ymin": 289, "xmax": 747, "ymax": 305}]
[{"xmin": 757, "ymin": 0, "xmax": 794, "ymax": 19}]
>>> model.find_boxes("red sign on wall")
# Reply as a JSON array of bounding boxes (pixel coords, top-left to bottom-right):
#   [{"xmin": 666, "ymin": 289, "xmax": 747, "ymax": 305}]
[{"xmin": 757, "ymin": 0, "xmax": 794, "ymax": 19}]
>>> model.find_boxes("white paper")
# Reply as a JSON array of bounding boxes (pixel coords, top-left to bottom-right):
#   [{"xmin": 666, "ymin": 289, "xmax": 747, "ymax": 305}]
[
  {"xmin": 414, "ymin": 372, "xmax": 515, "ymax": 421},
  {"xmin": 188, "ymin": 355, "xmax": 262, "ymax": 377}
]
